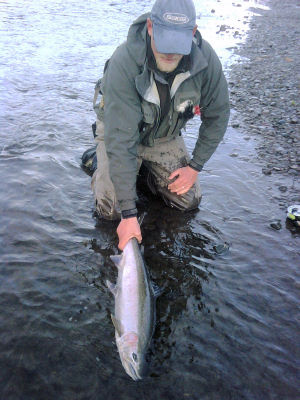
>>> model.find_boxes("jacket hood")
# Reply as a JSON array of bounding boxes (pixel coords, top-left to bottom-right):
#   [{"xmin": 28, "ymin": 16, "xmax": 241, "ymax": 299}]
[{"xmin": 126, "ymin": 13, "xmax": 150, "ymax": 67}]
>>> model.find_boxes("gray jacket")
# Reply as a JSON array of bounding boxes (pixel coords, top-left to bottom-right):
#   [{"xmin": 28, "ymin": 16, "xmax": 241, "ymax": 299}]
[{"xmin": 101, "ymin": 13, "xmax": 230, "ymax": 212}]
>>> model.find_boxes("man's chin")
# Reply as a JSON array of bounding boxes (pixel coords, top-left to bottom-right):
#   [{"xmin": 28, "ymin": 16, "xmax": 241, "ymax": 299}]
[{"xmin": 156, "ymin": 59, "xmax": 180, "ymax": 73}]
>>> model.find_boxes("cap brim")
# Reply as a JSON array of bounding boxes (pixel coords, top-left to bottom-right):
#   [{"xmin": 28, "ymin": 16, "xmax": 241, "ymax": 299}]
[{"xmin": 153, "ymin": 23, "xmax": 193, "ymax": 55}]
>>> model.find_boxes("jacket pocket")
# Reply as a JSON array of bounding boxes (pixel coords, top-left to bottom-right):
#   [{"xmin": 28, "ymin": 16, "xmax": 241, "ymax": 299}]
[
  {"xmin": 174, "ymin": 91, "xmax": 200, "ymax": 115},
  {"xmin": 140, "ymin": 101, "xmax": 157, "ymax": 145},
  {"xmin": 170, "ymin": 91, "xmax": 200, "ymax": 136},
  {"xmin": 141, "ymin": 101, "xmax": 155, "ymax": 124}
]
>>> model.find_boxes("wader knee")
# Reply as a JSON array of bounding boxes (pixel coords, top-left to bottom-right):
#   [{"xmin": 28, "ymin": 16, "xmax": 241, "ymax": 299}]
[
  {"xmin": 95, "ymin": 198, "xmax": 121, "ymax": 221},
  {"xmin": 143, "ymin": 167, "xmax": 201, "ymax": 212},
  {"xmin": 91, "ymin": 119, "xmax": 121, "ymax": 221},
  {"xmin": 159, "ymin": 186, "xmax": 201, "ymax": 212}
]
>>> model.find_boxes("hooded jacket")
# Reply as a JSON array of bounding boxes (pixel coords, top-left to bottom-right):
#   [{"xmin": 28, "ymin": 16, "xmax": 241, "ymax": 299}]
[{"xmin": 101, "ymin": 13, "xmax": 230, "ymax": 212}]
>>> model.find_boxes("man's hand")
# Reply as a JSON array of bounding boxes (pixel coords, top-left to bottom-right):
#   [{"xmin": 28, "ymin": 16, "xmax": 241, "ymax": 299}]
[
  {"xmin": 168, "ymin": 166, "xmax": 198, "ymax": 195},
  {"xmin": 117, "ymin": 216, "xmax": 142, "ymax": 251}
]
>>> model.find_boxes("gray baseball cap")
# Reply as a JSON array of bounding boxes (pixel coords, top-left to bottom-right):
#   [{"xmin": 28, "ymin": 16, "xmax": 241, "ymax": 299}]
[{"xmin": 150, "ymin": 0, "xmax": 196, "ymax": 55}]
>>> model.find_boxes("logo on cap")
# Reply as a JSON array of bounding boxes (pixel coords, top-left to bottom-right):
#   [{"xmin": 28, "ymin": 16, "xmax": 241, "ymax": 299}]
[{"xmin": 163, "ymin": 13, "xmax": 189, "ymax": 24}]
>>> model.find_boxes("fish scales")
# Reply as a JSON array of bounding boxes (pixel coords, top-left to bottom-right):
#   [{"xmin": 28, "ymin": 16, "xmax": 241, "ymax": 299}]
[{"xmin": 107, "ymin": 238, "xmax": 156, "ymax": 380}]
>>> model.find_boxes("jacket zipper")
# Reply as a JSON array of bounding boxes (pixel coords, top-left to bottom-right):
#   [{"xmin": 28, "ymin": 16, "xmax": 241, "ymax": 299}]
[
  {"xmin": 152, "ymin": 104, "xmax": 161, "ymax": 137},
  {"xmin": 170, "ymin": 118, "xmax": 180, "ymax": 137},
  {"xmin": 169, "ymin": 97, "xmax": 180, "ymax": 137}
]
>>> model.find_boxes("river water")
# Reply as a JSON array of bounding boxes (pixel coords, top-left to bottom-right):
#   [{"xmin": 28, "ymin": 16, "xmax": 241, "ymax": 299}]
[{"xmin": 0, "ymin": 0, "xmax": 299, "ymax": 399}]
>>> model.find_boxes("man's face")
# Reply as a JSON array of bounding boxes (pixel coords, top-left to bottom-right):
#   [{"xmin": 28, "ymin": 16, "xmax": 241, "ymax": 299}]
[
  {"xmin": 150, "ymin": 34, "xmax": 183, "ymax": 73},
  {"xmin": 147, "ymin": 19, "xmax": 183, "ymax": 73}
]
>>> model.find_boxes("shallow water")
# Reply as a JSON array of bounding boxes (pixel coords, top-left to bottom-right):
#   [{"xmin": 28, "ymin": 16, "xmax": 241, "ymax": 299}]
[{"xmin": 0, "ymin": 0, "xmax": 299, "ymax": 399}]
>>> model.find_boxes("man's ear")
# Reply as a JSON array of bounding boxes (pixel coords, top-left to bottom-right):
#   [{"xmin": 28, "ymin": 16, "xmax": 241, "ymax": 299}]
[
  {"xmin": 193, "ymin": 25, "xmax": 198, "ymax": 36},
  {"xmin": 147, "ymin": 18, "xmax": 153, "ymax": 36}
]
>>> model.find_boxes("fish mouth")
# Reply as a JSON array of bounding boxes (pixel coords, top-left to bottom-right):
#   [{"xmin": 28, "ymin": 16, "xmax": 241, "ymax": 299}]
[{"xmin": 127, "ymin": 363, "xmax": 142, "ymax": 381}]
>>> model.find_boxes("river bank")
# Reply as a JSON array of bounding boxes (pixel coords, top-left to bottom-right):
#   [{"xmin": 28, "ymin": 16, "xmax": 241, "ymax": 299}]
[{"xmin": 229, "ymin": 0, "xmax": 300, "ymax": 208}]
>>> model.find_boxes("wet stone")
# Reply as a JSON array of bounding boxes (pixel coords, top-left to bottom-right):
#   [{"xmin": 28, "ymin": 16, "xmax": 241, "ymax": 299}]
[
  {"xmin": 219, "ymin": 24, "xmax": 227, "ymax": 32},
  {"xmin": 213, "ymin": 243, "xmax": 230, "ymax": 255},
  {"xmin": 278, "ymin": 186, "xmax": 287, "ymax": 192},
  {"xmin": 262, "ymin": 168, "xmax": 272, "ymax": 175},
  {"xmin": 270, "ymin": 221, "xmax": 282, "ymax": 230}
]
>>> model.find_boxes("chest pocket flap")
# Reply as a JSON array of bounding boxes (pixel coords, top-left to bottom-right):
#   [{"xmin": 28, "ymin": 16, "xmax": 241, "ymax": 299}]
[
  {"xmin": 174, "ymin": 90, "xmax": 200, "ymax": 113},
  {"xmin": 141, "ymin": 101, "xmax": 155, "ymax": 125}
]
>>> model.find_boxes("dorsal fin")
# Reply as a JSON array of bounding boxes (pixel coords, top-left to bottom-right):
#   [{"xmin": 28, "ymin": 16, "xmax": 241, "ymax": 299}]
[
  {"xmin": 138, "ymin": 212, "xmax": 146, "ymax": 226},
  {"xmin": 151, "ymin": 281, "xmax": 164, "ymax": 298}
]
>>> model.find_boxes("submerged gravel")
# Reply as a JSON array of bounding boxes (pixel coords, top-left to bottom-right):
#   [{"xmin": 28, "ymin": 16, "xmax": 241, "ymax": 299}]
[{"xmin": 229, "ymin": 0, "xmax": 300, "ymax": 186}]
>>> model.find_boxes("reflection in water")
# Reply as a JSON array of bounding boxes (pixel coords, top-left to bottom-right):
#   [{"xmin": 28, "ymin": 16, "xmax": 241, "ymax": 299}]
[{"xmin": 142, "ymin": 204, "xmax": 229, "ymax": 372}]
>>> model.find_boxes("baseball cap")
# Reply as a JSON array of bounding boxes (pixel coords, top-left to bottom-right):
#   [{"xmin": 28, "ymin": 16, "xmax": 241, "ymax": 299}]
[{"xmin": 150, "ymin": 0, "xmax": 196, "ymax": 55}]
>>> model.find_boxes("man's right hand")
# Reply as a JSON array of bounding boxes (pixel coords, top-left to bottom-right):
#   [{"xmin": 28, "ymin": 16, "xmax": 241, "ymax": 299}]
[{"xmin": 117, "ymin": 216, "xmax": 142, "ymax": 251}]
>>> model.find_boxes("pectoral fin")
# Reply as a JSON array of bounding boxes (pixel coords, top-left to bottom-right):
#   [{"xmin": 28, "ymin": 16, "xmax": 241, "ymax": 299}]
[
  {"xmin": 111, "ymin": 314, "xmax": 123, "ymax": 337},
  {"xmin": 110, "ymin": 254, "xmax": 122, "ymax": 269},
  {"xmin": 106, "ymin": 280, "xmax": 118, "ymax": 296}
]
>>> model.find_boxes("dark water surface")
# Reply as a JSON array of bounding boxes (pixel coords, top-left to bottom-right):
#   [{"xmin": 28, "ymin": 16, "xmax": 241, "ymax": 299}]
[{"xmin": 1, "ymin": 0, "xmax": 299, "ymax": 399}]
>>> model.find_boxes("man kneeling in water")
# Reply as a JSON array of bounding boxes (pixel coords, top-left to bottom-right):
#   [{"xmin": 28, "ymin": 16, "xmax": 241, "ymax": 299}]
[{"xmin": 82, "ymin": 0, "xmax": 230, "ymax": 250}]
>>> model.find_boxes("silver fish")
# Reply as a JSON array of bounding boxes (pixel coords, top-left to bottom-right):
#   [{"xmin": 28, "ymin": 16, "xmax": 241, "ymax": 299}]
[{"xmin": 106, "ymin": 238, "xmax": 159, "ymax": 381}]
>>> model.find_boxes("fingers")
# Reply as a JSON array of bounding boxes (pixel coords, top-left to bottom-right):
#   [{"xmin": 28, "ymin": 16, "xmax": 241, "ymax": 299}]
[
  {"xmin": 168, "ymin": 179, "xmax": 189, "ymax": 194},
  {"xmin": 168, "ymin": 182, "xmax": 182, "ymax": 192},
  {"xmin": 176, "ymin": 186, "xmax": 190, "ymax": 195},
  {"xmin": 118, "ymin": 233, "xmax": 142, "ymax": 251},
  {"xmin": 168, "ymin": 175, "xmax": 190, "ymax": 193},
  {"xmin": 168, "ymin": 174, "xmax": 183, "ymax": 192},
  {"xmin": 168, "ymin": 166, "xmax": 198, "ymax": 194},
  {"xmin": 168, "ymin": 168, "xmax": 189, "ymax": 192},
  {"xmin": 170, "ymin": 184, "xmax": 191, "ymax": 195},
  {"xmin": 117, "ymin": 217, "xmax": 142, "ymax": 251},
  {"xmin": 168, "ymin": 169, "xmax": 180, "ymax": 180}
]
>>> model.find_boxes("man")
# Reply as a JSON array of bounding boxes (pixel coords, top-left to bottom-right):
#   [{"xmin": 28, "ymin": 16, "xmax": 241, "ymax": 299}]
[{"xmin": 89, "ymin": 0, "xmax": 230, "ymax": 250}]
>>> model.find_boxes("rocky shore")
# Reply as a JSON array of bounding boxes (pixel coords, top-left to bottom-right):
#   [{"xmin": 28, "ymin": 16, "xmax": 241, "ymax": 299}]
[{"xmin": 228, "ymin": 0, "xmax": 300, "ymax": 188}]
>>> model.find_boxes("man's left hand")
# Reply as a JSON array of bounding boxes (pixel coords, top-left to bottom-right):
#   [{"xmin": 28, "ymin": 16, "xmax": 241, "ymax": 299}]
[{"xmin": 168, "ymin": 166, "xmax": 198, "ymax": 195}]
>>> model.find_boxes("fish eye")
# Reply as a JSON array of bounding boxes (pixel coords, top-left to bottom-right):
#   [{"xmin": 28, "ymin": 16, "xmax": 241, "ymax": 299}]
[{"xmin": 132, "ymin": 352, "xmax": 138, "ymax": 362}]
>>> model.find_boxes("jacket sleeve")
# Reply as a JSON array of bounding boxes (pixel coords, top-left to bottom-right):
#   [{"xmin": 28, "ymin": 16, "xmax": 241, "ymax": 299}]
[
  {"xmin": 191, "ymin": 42, "xmax": 230, "ymax": 169},
  {"xmin": 102, "ymin": 46, "xmax": 143, "ymax": 212}
]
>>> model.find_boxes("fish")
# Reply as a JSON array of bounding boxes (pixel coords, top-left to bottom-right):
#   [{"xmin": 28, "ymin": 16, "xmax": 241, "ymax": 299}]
[{"xmin": 106, "ymin": 238, "xmax": 160, "ymax": 381}]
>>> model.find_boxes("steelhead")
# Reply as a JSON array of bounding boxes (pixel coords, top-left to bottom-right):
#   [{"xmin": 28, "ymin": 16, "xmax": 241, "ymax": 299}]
[{"xmin": 106, "ymin": 238, "xmax": 159, "ymax": 381}]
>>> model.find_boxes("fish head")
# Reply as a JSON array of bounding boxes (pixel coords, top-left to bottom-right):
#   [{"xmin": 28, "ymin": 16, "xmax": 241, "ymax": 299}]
[{"xmin": 116, "ymin": 332, "xmax": 147, "ymax": 381}]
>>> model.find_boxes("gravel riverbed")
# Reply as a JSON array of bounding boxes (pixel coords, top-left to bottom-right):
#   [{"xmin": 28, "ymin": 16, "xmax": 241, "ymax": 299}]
[{"xmin": 228, "ymin": 0, "xmax": 300, "ymax": 204}]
